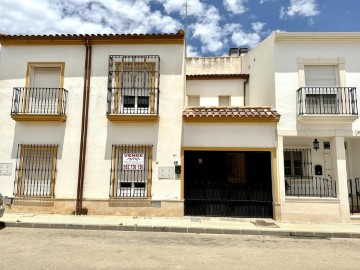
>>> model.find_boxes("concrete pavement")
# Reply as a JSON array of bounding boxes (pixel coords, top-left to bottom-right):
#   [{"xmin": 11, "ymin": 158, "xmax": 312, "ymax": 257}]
[{"xmin": 2, "ymin": 212, "xmax": 360, "ymax": 238}]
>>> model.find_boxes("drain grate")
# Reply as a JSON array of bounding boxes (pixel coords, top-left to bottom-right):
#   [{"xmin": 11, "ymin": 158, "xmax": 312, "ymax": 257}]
[{"xmin": 251, "ymin": 220, "xmax": 280, "ymax": 228}]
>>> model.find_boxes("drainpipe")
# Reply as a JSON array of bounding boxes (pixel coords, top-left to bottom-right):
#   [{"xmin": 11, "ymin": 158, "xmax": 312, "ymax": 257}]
[
  {"xmin": 76, "ymin": 38, "xmax": 92, "ymax": 214},
  {"xmin": 243, "ymin": 78, "xmax": 249, "ymax": 106}
]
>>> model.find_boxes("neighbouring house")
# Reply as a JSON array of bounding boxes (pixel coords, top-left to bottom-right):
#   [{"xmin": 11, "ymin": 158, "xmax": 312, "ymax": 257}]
[{"xmin": 0, "ymin": 30, "xmax": 360, "ymax": 223}]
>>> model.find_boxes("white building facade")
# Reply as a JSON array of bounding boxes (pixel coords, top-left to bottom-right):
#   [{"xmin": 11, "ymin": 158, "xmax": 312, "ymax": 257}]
[{"xmin": 1, "ymin": 31, "xmax": 360, "ymax": 223}]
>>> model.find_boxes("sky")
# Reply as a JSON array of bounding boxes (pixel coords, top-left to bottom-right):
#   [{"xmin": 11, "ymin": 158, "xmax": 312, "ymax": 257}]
[{"xmin": 0, "ymin": 0, "xmax": 360, "ymax": 57}]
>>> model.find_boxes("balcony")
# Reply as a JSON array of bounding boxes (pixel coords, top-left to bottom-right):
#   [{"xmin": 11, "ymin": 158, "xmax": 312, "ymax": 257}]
[
  {"xmin": 11, "ymin": 87, "xmax": 68, "ymax": 122},
  {"xmin": 297, "ymin": 87, "xmax": 358, "ymax": 123},
  {"xmin": 106, "ymin": 55, "xmax": 160, "ymax": 123},
  {"xmin": 106, "ymin": 88, "xmax": 160, "ymax": 122}
]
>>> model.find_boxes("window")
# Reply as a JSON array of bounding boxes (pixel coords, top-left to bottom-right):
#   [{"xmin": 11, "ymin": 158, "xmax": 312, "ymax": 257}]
[
  {"xmin": 219, "ymin": 96, "xmax": 231, "ymax": 106},
  {"xmin": 304, "ymin": 65, "xmax": 337, "ymax": 87},
  {"xmin": 108, "ymin": 55, "xmax": 160, "ymax": 115},
  {"xmin": 14, "ymin": 144, "xmax": 58, "ymax": 198},
  {"xmin": 187, "ymin": 95, "xmax": 200, "ymax": 106},
  {"xmin": 284, "ymin": 149, "xmax": 312, "ymax": 178},
  {"xmin": 25, "ymin": 62, "xmax": 65, "ymax": 114},
  {"xmin": 110, "ymin": 145, "xmax": 152, "ymax": 198}
]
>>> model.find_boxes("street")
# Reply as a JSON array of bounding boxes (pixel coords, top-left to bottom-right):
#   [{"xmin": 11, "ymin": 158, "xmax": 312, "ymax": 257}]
[{"xmin": 0, "ymin": 227, "xmax": 359, "ymax": 270}]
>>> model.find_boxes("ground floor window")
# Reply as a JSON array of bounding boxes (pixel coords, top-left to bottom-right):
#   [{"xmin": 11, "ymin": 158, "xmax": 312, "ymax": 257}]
[
  {"xmin": 110, "ymin": 145, "xmax": 152, "ymax": 198},
  {"xmin": 284, "ymin": 148, "xmax": 312, "ymax": 178},
  {"xmin": 14, "ymin": 144, "xmax": 58, "ymax": 198}
]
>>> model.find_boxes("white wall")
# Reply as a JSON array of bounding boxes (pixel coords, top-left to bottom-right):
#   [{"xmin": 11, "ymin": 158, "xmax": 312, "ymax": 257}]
[
  {"xmin": 183, "ymin": 123, "xmax": 277, "ymax": 148},
  {"xmin": 186, "ymin": 79, "xmax": 245, "ymax": 106},
  {"xmin": 242, "ymin": 33, "xmax": 276, "ymax": 107},
  {"xmin": 274, "ymin": 41, "xmax": 360, "ymax": 133},
  {"xmin": 187, "ymin": 57, "xmax": 242, "ymax": 75},
  {"xmin": 83, "ymin": 44, "xmax": 184, "ymax": 200},
  {"xmin": 0, "ymin": 45, "xmax": 85, "ymax": 198}
]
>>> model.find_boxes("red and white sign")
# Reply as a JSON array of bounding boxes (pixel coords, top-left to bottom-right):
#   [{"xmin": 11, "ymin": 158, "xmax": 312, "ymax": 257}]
[{"xmin": 123, "ymin": 153, "xmax": 145, "ymax": 170}]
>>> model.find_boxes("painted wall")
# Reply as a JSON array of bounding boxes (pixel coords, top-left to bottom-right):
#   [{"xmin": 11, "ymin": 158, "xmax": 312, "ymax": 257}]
[
  {"xmin": 84, "ymin": 44, "xmax": 185, "ymax": 200},
  {"xmin": 186, "ymin": 79, "xmax": 245, "ymax": 106},
  {"xmin": 183, "ymin": 123, "xmax": 277, "ymax": 148},
  {"xmin": 274, "ymin": 41, "xmax": 360, "ymax": 133},
  {"xmin": 187, "ymin": 57, "xmax": 242, "ymax": 75},
  {"xmin": 0, "ymin": 43, "xmax": 185, "ymax": 204},
  {"xmin": 242, "ymin": 33, "xmax": 276, "ymax": 107},
  {"xmin": 0, "ymin": 45, "xmax": 85, "ymax": 199}
]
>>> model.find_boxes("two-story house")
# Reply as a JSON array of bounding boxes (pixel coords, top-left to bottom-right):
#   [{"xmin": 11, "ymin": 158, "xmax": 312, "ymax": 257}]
[
  {"xmin": 0, "ymin": 31, "xmax": 185, "ymax": 216},
  {"xmin": 243, "ymin": 32, "xmax": 360, "ymax": 222}
]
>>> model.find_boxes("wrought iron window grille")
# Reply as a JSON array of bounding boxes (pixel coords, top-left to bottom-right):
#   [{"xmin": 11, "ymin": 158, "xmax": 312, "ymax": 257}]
[
  {"xmin": 107, "ymin": 55, "xmax": 160, "ymax": 115},
  {"xmin": 13, "ymin": 144, "xmax": 58, "ymax": 198},
  {"xmin": 109, "ymin": 145, "xmax": 153, "ymax": 199}
]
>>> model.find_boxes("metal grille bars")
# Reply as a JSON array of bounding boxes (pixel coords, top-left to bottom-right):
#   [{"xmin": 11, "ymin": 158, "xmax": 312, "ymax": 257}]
[
  {"xmin": 13, "ymin": 144, "xmax": 58, "ymax": 198},
  {"xmin": 109, "ymin": 145, "xmax": 152, "ymax": 199},
  {"xmin": 285, "ymin": 176, "xmax": 337, "ymax": 197},
  {"xmin": 297, "ymin": 87, "xmax": 358, "ymax": 115},
  {"xmin": 348, "ymin": 178, "xmax": 360, "ymax": 214},
  {"xmin": 11, "ymin": 87, "xmax": 68, "ymax": 115},
  {"xmin": 107, "ymin": 55, "xmax": 160, "ymax": 115}
]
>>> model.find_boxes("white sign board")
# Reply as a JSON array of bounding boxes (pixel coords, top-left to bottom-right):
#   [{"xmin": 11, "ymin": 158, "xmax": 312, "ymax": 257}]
[{"xmin": 123, "ymin": 153, "xmax": 145, "ymax": 170}]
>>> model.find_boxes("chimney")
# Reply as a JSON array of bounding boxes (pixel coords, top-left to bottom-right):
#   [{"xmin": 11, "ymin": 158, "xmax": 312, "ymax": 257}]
[
  {"xmin": 239, "ymin": 48, "xmax": 248, "ymax": 56},
  {"xmin": 229, "ymin": 47, "xmax": 239, "ymax": 57}
]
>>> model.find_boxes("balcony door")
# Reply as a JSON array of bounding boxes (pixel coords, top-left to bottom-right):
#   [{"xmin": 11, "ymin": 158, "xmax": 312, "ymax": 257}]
[
  {"xmin": 304, "ymin": 65, "xmax": 338, "ymax": 114},
  {"xmin": 28, "ymin": 67, "xmax": 61, "ymax": 113}
]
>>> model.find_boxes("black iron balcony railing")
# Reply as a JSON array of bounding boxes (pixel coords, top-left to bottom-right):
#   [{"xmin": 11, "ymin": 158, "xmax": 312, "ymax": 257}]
[
  {"xmin": 297, "ymin": 87, "xmax": 358, "ymax": 115},
  {"xmin": 107, "ymin": 88, "xmax": 160, "ymax": 115},
  {"xmin": 285, "ymin": 176, "xmax": 337, "ymax": 198},
  {"xmin": 11, "ymin": 87, "xmax": 68, "ymax": 115},
  {"xmin": 348, "ymin": 178, "xmax": 360, "ymax": 214}
]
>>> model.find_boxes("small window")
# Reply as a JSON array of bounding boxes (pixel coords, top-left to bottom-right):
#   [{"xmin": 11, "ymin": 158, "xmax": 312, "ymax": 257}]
[
  {"xmin": 284, "ymin": 149, "xmax": 312, "ymax": 178},
  {"xmin": 138, "ymin": 96, "xmax": 150, "ymax": 108},
  {"xmin": 219, "ymin": 96, "xmax": 230, "ymax": 106},
  {"xmin": 14, "ymin": 144, "xmax": 58, "ymax": 198},
  {"xmin": 187, "ymin": 95, "xmax": 200, "ymax": 106},
  {"xmin": 123, "ymin": 96, "xmax": 135, "ymax": 108},
  {"xmin": 110, "ymin": 145, "xmax": 152, "ymax": 198}
]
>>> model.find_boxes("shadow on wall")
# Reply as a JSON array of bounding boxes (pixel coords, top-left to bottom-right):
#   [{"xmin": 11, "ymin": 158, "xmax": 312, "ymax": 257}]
[
  {"xmin": 104, "ymin": 121, "xmax": 159, "ymax": 160},
  {"xmin": 11, "ymin": 122, "xmax": 66, "ymax": 159}
]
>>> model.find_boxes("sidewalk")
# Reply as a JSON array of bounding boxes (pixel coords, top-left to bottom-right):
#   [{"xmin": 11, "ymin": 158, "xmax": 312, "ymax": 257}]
[{"xmin": 2, "ymin": 212, "xmax": 360, "ymax": 239}]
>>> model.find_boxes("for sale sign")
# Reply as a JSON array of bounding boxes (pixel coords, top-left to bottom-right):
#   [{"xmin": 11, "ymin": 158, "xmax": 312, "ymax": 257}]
[{"xmin": 123, "ymin": 153, "xmax": 145, "ymax": 170}]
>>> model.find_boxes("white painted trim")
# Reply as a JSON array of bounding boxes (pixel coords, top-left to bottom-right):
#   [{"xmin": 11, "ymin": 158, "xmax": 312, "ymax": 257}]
[
  {"xmin": 285, "ymin": 197, "xmax": 340, "ymax": 203},
  {"xmin": 298, "ymin": 115, "xmax": 358, "ymax": 123}
]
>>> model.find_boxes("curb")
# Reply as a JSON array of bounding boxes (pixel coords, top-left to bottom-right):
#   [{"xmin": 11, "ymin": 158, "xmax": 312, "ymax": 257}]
[{"xmin": 2, "ymin": 221, "xmax": 360, "ymax": 239}]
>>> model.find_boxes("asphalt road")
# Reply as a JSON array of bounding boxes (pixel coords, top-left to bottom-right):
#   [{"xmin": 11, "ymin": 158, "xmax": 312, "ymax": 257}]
[{"xmin": 1, "ymin": 227, "xmax": 359, "ymax": 270}]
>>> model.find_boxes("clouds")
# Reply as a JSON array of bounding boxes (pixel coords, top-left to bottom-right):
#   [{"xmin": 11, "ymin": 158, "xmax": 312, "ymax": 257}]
[
  {"xmin": 0, "ymin": 0, "xmax": 269, "ymax": 56},
  {"xmin": 223, "ymin": 0, "xmax": 247, "ymax": 15},
  {"xmin": 280, "ymin": 0, "xmax": 320, "ymax": 19}
]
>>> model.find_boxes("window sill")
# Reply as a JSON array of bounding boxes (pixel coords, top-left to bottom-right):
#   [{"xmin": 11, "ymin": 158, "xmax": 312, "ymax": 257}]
[
  {"xmin": 107, "ymin": 114, "xmax": 159, "ymax": 123},
  {"xmin": 297, "ymin": 114, "xmax": 358, "ymax": 123},
  {"xmin": 11, "ymin": 114, "xmax": 67, "ymax": 122},
  {"xmin": 285, "ymin": 197, "xmax": 339, "ymax": 203}
]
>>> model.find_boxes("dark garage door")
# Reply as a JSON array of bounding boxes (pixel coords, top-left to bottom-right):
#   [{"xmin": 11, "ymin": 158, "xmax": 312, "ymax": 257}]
[{"xmin": 184, "ymin": 151, "xmax": 273, "ymax": 218}]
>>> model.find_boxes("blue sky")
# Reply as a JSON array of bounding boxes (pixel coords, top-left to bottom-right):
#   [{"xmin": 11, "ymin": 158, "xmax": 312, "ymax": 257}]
[{"xmin": 0, "ymin": 0, "xmax": 359, "ymax": 56}]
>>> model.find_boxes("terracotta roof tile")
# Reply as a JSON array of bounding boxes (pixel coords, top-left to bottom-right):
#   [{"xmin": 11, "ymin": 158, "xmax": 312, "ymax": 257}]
[{"xmin": 183, "ymin": 106, "xmax": 280, "ymax": 122}]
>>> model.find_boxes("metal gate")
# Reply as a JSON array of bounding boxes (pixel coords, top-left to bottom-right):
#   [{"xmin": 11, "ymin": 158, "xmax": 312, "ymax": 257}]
[{"xmin": 184, "ymin": 151, "xmax": 273, "ymax": 218}]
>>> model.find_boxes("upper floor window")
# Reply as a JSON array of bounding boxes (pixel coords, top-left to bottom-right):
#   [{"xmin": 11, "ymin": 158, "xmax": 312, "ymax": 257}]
[
  {"xmin": 219, "ymin": 95, "xmax": 231, "ymax": 106},
  {"xmin": 107, "ymin": 55, "xmax": 160, "ymax": 115},
  {"xmin": 187, "ymin": 95, "xmax": 200, "ymax": 106},
  {"xmin": 304, "ymin": 65, "xmax": 338, "ymax": 87}
]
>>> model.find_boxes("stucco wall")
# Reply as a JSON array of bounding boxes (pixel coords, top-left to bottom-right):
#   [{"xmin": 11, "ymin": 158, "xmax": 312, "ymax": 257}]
[
  {"xmin": 242, "ymin": 33, "xmax": 276, "ymax": 107},
  {"xmin": 84, "ymin": 44, "xmax": 184, "ymax": 200},
  {"xmin": 0, "ymin": 43, "xmax": 185, "ymax": 204},
  {"xmin": 186, "ymin": 79, "xmax": 245, "ymax": 106},
  {"xmin": 186, "ymin": 57, "xmax": 242, "ymax": 75},
  {"xmin": 0, "ymin": 45, "xmax": 85, "ymax": 198},
  {"xmin": 183, "ymin": 123, "xmax": 277, "ymax": 148},
  {"xmin": 274, "ymin": 41, "xmax": 360, "ymax": 133}
]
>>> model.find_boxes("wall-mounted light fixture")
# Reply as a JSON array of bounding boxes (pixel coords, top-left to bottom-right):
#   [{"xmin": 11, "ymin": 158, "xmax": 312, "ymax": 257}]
[{"xmin": 313, "ymin": 138, "xmax": 320, "ymax": 151}]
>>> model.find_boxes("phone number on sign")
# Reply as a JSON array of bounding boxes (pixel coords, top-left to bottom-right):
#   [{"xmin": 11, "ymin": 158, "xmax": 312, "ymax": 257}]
[{"xmin": 123, "ymin": 164, "xmax": 144, "ymax": 171}]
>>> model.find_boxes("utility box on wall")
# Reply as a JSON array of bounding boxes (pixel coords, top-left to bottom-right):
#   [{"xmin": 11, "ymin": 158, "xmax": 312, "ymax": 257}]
[
  {"xmin": 158, "ymin": 167, "xmax": 175, "ymax": 179},
  {"xmin": 315, "ymin": 165, "xmax": 323, "ymax": 176}
]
